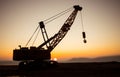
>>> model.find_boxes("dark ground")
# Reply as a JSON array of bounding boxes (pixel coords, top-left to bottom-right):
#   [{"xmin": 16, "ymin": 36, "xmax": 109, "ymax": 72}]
[{"xmin": 0, "ymin": 62, "xmax": 120, "ymax": 77}]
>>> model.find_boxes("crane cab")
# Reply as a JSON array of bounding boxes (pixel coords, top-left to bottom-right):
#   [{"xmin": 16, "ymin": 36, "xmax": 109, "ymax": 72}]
[{"xmin": 13, "ymin": 46, "xmax": 51, "ymax": 61}]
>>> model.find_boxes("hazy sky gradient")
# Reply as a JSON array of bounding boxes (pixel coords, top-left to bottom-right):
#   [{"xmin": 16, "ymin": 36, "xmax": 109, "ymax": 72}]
[{"xmin": 0, "ymin": 0, "xmax": 120, "ymax": 61}]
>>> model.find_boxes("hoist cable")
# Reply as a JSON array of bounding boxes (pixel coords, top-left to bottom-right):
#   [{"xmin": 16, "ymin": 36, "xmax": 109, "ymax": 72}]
[
  {"xmin": 44, "ymin": 7, "xmax": 72, "ymax": 22},
  {"xmin": 44, "ymin": 9, "xmax": 72, "ymax": 24},
  {"xmin": 80, "ymin": 11, "xmax": 84, "ymax": 32},
  {"xmin": 80, "ymin": 11, "xmax": 87, "ymax": 43},
  {"xmin": 25, "ymin": 26, "xmax": 39, "ymax": 46},
  {"xmin": 32, "ymin": 28, "xmax": 40, "ymax": 46},
  {"xmin": 44, "ymin": 7, "xmax": 73, "ymax": 24}
]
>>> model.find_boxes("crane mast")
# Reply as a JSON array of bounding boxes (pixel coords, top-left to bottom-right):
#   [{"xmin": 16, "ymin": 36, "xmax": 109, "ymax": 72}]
[{"xmin": 13, "ymin": 5, "xmax": 86, "ymax": 68}]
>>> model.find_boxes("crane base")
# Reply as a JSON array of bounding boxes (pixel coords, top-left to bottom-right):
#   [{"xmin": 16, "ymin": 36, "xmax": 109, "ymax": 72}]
[{"xmin": 18, "ymin": 60, "xmax": 58, "ymax": 70}]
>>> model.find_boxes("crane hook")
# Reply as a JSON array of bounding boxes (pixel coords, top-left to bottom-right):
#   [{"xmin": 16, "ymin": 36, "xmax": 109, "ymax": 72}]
[{"xmin": 82, "ymin": 32, "xmax": 87, "ymax": 43}]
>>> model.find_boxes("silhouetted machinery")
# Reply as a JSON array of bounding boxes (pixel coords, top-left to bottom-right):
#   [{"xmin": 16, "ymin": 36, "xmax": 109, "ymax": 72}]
[{"xmin": 13, "ymin": 5, "xmax": 87, "ymax": 68}]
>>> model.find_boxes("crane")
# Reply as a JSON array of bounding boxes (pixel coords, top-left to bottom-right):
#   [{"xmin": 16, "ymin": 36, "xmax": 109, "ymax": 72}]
[{"xmin": 13, "ymin": 5, "xmax": 87, "ymax": 69}]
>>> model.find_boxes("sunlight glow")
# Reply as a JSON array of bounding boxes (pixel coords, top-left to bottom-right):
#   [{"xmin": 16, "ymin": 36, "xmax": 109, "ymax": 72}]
[
  {"xmin": 53, "ymin": 58, "xmax": 58, "ymax": 61},
  {"xmin": 51, "ymin": 58, "xmax": 58, "ymax": 61},
  {"xmin": 0, "ymin": 0, "xmax": 120, "ymax": 61}
]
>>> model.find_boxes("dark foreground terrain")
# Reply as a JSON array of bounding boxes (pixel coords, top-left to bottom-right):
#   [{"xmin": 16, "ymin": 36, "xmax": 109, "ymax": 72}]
[{"xmin": 0, "ymin": 62, "xmax": 120, "ymax": 77}]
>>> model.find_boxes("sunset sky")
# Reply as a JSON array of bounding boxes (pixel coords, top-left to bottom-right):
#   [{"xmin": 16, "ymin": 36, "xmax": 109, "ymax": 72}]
[{"xmin": 0, "ymin": 0, "xmax": 120, "ymax": 61}]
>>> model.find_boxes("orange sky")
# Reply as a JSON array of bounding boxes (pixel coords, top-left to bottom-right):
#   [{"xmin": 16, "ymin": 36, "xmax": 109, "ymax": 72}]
[{"xmin": 0, "ymin": 0, "xmax": 120, "ymax": 61}]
